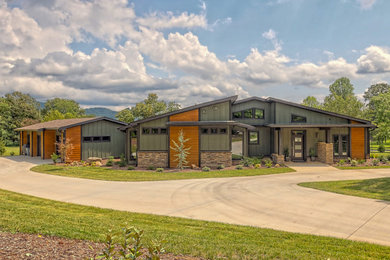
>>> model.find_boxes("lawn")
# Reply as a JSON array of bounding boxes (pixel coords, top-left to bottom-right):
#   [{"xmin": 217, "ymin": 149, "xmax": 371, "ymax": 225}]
[
  {"xmin": 1, "ymin": 189, "xmax": 390, "ymax": 259},
  {"xmin": 31, "ymin": 164, "xmax": 294, "ymax": 182},
  {"xmin": 1, "ymin": 146, "xmax": 19, "ymax": 157},
  {"xmin": 299, "ymin": 177, "xmax": 390, "ymax": 202},
  {"xmin": 337, "ymin": 165, "xmax": 390, "ymax": 170}
]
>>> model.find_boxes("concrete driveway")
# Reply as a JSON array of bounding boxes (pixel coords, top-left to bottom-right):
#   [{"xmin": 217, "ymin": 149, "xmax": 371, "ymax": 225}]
[{"xmin": 1, "ymin": 156, "xmax": 390, "ymax": 246}]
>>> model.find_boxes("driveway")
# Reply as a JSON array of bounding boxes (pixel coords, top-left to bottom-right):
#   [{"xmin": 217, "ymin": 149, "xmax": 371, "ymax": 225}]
[{"xmin": 1, "ymin": 156, "xmax": 390, "ymax": 246}]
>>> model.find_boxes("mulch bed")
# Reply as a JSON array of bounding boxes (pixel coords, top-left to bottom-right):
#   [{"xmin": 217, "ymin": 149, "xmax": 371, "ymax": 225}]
[{"xmin": 0, "ymin": 232, "xmax": 203, "ymax": 259}]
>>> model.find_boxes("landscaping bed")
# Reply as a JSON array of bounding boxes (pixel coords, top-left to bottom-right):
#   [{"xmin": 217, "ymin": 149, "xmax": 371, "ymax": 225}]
[
  {"xmin": 1, "ymin": 189, "xmax": 390, "ymax": 259},
  {"xmin": 334, "ymin": 155, "xmax": 390, "ymax": 169}
]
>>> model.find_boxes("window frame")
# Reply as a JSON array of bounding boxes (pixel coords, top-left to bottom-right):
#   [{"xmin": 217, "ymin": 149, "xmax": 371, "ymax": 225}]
[
  {"xmin": 83, "ymin": 136, "xmax": 92, "ymax": 143},
  {"xmin": 232, "ymin": 108, "xmax": 265, "ymax": 120},
  {"xmin": 243, "ymin": 109, "xmax": 253, "ymax": 119},
  {"xmin": 254, "ymin": 108, "xmax": 265, "ymax": 119},
  {"xmin": 102, "ymin": 136, "xmax": 111, "ymax": 142},
  {"xmin": 92, "ymin": 136, "xmax": 102, "ymax": 142},
  {"xmin": 291, "ymin": 114, "xmax": 307, "ymax": 123},
  {"xmin": 249, "ymin": 131, "xmax": 259, "ymax": 145}
]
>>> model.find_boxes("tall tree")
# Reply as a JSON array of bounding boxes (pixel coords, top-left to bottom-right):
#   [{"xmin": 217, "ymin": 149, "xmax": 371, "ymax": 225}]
[
  {"xmin": 115, "ymin": 93, "xmax": 181, "ymax": 123},
  {"xmin": 367, "ymin": 92, "xmax": 390, "ymax": 144},
  {"xmin": 323, "ymin": 77, "xmax": 364, "ymax": 118},
  {"xmin": 363, "ymin": 83, "xmax": 390, "ymax": 109},
  {"xmin": 0, "ymin": 92, "xmax": 41, "ymax": 145},
  {"xmin": 302, "ymin": 96, "xmax": 321, "ymax": 109},
  {"xmin": 42, "ymin": 98, "xmax": 85, "ymax": 118}
]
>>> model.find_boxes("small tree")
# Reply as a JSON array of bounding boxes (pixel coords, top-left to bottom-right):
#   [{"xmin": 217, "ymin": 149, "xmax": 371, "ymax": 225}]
[
  {"xmin": 0, "ymin": 138, "xmax": 5, "ymax": 156},
  {"xmin": 56, "ymin": 137, "xmax": 74, "ymax": 163},
  {"xmin": 170, "ymin": 129, "xmax": 191, "ymax": 170}
]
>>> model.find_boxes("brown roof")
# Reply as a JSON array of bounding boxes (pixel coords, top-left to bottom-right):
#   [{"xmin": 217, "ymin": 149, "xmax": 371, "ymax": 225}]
[{"xmin": 16, "ymin": 117, "xmax": 126, "ymax": 131}]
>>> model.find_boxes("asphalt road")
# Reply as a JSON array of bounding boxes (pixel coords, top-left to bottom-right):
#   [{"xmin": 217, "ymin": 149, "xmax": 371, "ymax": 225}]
[{"xmin": 1, "ymin": 156, "xmax": 390, "ymax": 246}]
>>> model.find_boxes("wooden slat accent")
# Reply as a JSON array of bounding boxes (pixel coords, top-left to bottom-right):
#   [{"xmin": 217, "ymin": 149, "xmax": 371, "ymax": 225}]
[
  {"xmin": 170, "ymin": 109, "xmax": 199, "ymax": 121},
  {"xmin": 351, "ymin": 127, "xmax": 365, "ymax": 159},
  {"xmin": 43, "ymin": 130, "xmax": 56, "ymax": 159},
  {"xmin": 66, "ymin": 126, "xmax": 81, "ymax": 162},
  {"xmin": 170, "ymin": 126, "xmax": 199, "ymax": 167}
]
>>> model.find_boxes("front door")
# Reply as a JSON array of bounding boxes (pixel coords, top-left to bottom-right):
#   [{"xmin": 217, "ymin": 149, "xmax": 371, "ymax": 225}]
[{"xmin": 292, "ymin": 131, "xmax": 304, "ymax": 161}]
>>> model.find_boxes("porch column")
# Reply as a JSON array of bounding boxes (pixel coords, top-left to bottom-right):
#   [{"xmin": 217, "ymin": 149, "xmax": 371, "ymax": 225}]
[
  {"xmin": 325, "ymin": 128, "xmax": 331, "ymax": 143},
  {"xmin": 278, "ymin": 129, "xmax": 283, "ymax": 155},
  {"xmin": 243, "ymin": 129, "xmax": 249, "ymax": 157}
]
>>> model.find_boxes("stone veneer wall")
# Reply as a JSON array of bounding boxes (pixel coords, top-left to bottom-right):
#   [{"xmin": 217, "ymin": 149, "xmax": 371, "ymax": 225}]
[
  {"xmin": 317, "ymin": 142, "xmax": 333, "ymax": 164},
  {"xmin": 200, "ymin": 152, "xmax": 232, "ymax": 168},
  {"xmin": 271, "ymin": 153, "xmax": 285, "ymax": 164},
  {"xmin": 137, "ymin": 151, "xmax": 168, "ymax": 168}
]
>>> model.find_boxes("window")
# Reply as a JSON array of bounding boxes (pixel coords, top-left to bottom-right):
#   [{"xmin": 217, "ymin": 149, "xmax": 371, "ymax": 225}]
[
  {"xmin": 102, "ymin": 136, "xmax": 111, "ymax": 142},
  {"xmin": 219, "ymin": 128, "xmax": 227, "ymax": 134},
  {"xmin": 243, "ymin": 109, "xmax": 253, "ymax": 118},
  {"xmin": 333, "ymin": 134, "xmax": 348, "ymax": 157},
  {"xmin": 232, "ymin": 111, "xmax": 242, "ymax": 119},
  {"xmin": 142, "ymin": 128, "xmax": 150, "ymax": 134},
  {"xmin": 249, "ymin": 131, "xmax": 259, "ymax": 144},
  {"xmin": 201, "ymin": 128, "xmax": 209, "ymax": 134},
  {"xmin": 291, "ymin": 114, "xmax": 307, "ymax": 123},
  {"xmin": 160, "ymin": 128, "xmax": 167, "ymax": 134},
  {"xmin": 93, "ymin": 136, "xmax": 101, "ymax": 142},
  {"xmin": 83, "ymin": 137, "xmax": 92, "ymax": 142},
  {"xmin": 210, "ymin": 128, "xmax": 218, "ymax": 134},
  {"xmin": 151, "ymin": 128, "xmax": 159, "ymax": 134},
  {"xmin": 341, "ymin": 135, "xmax": 348, "ymax": 156},
  {"xmin": 254, "ymin": 109, "xmax": 264, "ymax": 119}
]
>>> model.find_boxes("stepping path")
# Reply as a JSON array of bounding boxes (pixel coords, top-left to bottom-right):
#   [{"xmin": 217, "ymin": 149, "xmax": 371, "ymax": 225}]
[{"xmin": 1, "ymin": 156, "xmax": 390, "ymax": 246}]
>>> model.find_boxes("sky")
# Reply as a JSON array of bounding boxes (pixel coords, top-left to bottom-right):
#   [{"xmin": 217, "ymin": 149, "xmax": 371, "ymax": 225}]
[{"xmin": 1, "ymin": 0, "xmax": 390, "ymax": 110}]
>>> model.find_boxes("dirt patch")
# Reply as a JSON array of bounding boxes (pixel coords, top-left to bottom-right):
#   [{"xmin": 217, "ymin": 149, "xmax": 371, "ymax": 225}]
[{"xmin": 0, "ymin": 232, "xmax": 203, "ymax": 259}]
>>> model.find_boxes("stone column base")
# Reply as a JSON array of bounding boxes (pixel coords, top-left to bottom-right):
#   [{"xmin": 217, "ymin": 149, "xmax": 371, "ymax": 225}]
[
  {"xmin": 137, "ymin": 151, "xmax": 168, "ymax": 168},
  {"xmin": 200, "ymin": 152, "xmax": 232, "ymax": 168},
  {"xmin": 271, "ymin": 153, "xmax": 285, "ymax": 164},
  {"xmin": 317, "ymin": 142, "xmax": 333, "ymax": 164}
]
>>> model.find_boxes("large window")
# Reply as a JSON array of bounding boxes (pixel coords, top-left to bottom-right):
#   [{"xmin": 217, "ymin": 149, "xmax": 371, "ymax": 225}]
[
  {"xmin": 249, "ymin": 131, "xmax": 259, "ymax": 144},
  {"xmin": 333, "ymin": 134, "xmax": 348, "ymax": 157},
  {"xmin": 232, "ymin": 108, "xmax": 265, "ymax": 119},
  {"xmin": 291, "ymin": 114, "xmax": 307, "ymax": 123}
]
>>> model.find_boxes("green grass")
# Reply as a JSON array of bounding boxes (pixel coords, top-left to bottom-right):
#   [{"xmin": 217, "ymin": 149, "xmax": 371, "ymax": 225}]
[
  {"xmin": 337, "ymin": 165, "xmax": 390, "ymax": 170},
  {"xmin": 31, "ymin": 164, "xmax": 294, "ymax": 181},
  {"xmin": 299, "ymin": 177, "xmax": 390, "ymax": 202},
  {"xmin": 1, "ymin": 188, "xmax": 390, "ymax": 259},
  {"xmin": 1, "ymin": 146, "xmax": 19, "ymax": 157}
]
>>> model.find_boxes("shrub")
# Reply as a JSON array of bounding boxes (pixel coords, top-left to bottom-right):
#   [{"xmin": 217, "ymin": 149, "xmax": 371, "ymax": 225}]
[
  {"xmin": 235, "ymin": 165, "xmax": 243, "ymax": 170},
  {"xmin": 378, "ymin": 144, "xmax": 386, "ymax": 153},
  {"xmin": 127, "ymin": 166, "xmax": 135, "ymax": 170},
  {"xmin": 350, "ymin": 159, "xmax": 358, "ymax": 167},
  {"xmin": 202, "ymin": 166, "xmax": 210, "ymax": 172},
  {"xmin": 379, "ymin": 155, "xmax": 388, "ymax": 163},
  {"xmin": 10, "ymin": 151, "xmax": 15, "ymax": 156},
  {"xmin": 357, "ymin": 159, "xmax": 366, "ymax": 165},
  {"xmin": 119, "ymin": 153, "xmax": 127, "ymax": 167},
  {"xmin": 387, "ymin": 154, "xmax": 390, "ymax": 161},
  {"xmin": 217, "ymin": 164, "xmax": 225, "ymax": 170},
  {"xmin": 94, "ymin": 225, "xmax": 165, "ymax": 260},
  {"xmin": 372, "ymin": 159, "xmax": 380, "ymax": 166},
  {"xmin": 254, "ymin": 163, "xmax": 261, "ymax": 169},
  {"xmin": 156, "ymin": 168, "xmax": 164, "ymax": 172},
  {"xmin": 106, "ymin": 156, "xmax": 114, "ymax": 167},
  {"xmin": 337, "ymin": 159, "xmax": 346, "ymax": 166},
  {"xmin": 50, "ymin": 153, "xmax": 59, "ymax": 164},
  {"xmin": 0, "ymin": 139, "xmax": 6, "ymax": 156},
  {"xmin": 241, "ymin": 157, "xmax": 262, "ymax": 167},
  {"xmin": 147, "ymin": 166, "xmax": 156, "ymax": 170},
  {"xmin": 264, "ymin": 159, "xmax": 273, "ymax": 168}
]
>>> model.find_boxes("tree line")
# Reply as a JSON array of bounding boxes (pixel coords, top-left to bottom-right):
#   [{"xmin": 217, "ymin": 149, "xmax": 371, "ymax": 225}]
[{"xmin": 302, "ymin": 77, "xmax": 390, "ymax": 144}]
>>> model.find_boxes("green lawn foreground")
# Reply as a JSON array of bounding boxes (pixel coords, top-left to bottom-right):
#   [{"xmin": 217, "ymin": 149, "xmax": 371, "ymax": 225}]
[
  {"xmin": 1, "ymin": 146, "xmax": 20, "ymax": 157},
  {"xmin": 1, "ymin": 189, "xmax": 390, "ymax": 259},
  {"xmin": 31, "ymin": 164, "xmax": 294, "ymax": 182},
  {"xmin": 299, "ymin": 177, "xmax": 390, "ymax": 202},
  {"xmin": 337, "ymin": 166, "xmax": 390, "ymax": 170}
]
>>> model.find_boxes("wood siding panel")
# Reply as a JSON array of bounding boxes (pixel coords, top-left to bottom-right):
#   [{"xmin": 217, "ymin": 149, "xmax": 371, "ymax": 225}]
[
  {"xmin": 44, "ymin": 130, "xmax": 56, "ymax": 159},
  {"xmin": 66, "ymin": 126, "xmax": 81, "ymax": 162},
  {"xmin": 351, "ymin": 121, "xmax": 365, "ymax": 159},
  {"xmin": 170, "ymin": 126, "xmax": 199, "ymax": 167},
  {"xmin": 170, "ymin": 109, "xmax": 199, "ymax": 121},
  {"xmin": 32, "ymin": 132, "xmax": 37, "ymax": 157}
]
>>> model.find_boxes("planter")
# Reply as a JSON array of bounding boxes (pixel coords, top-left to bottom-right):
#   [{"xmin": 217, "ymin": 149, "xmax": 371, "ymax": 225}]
[{"xmin": 310, "ymin": 156, "xmax": 316, "ymax": 161}]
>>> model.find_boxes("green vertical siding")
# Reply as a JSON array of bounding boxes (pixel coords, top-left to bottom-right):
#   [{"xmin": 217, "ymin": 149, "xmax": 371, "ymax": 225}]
[
  {"xmin": 232, "ymin": 100, "xmax": 271, "ymax": 124},
  {"xmin": 200, "ymin": 101, "xmax": 230, "ymax": 121},
  {"xmin": 275, "ymin": 103, "xmax": 348, "ymax": 124},
  {"xmin": 248, "ymin": 127, "xmax": 270, "ymax": 156},
  {"xmin": 200, "ymin": 126, "xmax": 230, "ymax": 151},
  {"xmin": 139, "ymin": 117, "xmax": 168, "ymax": 151},
  {"xmin": 81, "ymin": 120, "xmax": 125, "ymax": 160}
]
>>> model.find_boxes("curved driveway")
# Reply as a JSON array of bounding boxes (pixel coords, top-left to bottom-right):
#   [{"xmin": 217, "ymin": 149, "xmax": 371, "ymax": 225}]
[{"xmin": 1, "ymin": 156, "xmax": 390, "ymax": 246}]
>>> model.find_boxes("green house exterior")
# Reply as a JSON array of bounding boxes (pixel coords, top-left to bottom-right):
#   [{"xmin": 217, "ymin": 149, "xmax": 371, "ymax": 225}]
[{"xmin": 120, "ymin": 96, "xmax": 374, "ymax": 168}]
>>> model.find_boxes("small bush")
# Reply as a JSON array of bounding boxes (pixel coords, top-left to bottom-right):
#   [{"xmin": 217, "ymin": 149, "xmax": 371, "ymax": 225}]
[
  {"xmin": 156, "ymin": 168, "xmax": 164, "ymax": 172},
  {"xmin": 350, "ymin": 159, "xmax": 358, "ymax": 167},
  {"xmin": 106, "ymin": 156, "xmax": 114, "ymax": 167},
  {"xmin": 127, "ymin": 166, "xmax": 135, "ymax": 170},
  {"xmin": 0, "ymin": 139, "xmax": 5, "ymax": 156},
  {"xmin": 10, "ymin": 151, "xmax": 15, "ymax": 156},
  {"xmin": 217, "ymin": 164, "xmax": 225, "ymax": 170},
  {"xmin": 357, "ymin": 159, "xmax": 365, "ymax": 165},
  {"xmin": 264, "ymin": 159, "xmax": 273, "ymax": 168},
  {"xmin": 378, "ymin": 144, "xmax": 386, "ymax": 153},
  {"xmin": 119, "ymin": 153, "xmax": 127, "ymax": 167},
  {"xmin": 147, "ymin": 166, "xmax": 156, "ymax": 170},
  {"xmin": 337, "ymin": 159, "xmax": 346, "ymax": 166},
  {"xmin": 202, "ymin": 166, "xmax": 210, "ymax": 172},
  {"xmin": 51, "ymin": 153, "xmax": 59, "ymax": 164},
  {"xmin": 372, "ymin": 159, "xmax": 380, "ymax": 166},
  {"xmin": 379, "ymin": 155, "xmax": 388, "ymax": 163},
  {"xmin": 254, "ymin": 163, "xmax": 261, "ymax": 169},
  {"xmin": 235, "ymin": 165, "xmax": 243, "ymax": 170}
]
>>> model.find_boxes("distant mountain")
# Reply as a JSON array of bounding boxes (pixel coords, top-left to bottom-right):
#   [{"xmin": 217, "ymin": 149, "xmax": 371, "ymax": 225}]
[{"xmin": 85, "ymin": 107, "xmax": 118, "ymax": 119}]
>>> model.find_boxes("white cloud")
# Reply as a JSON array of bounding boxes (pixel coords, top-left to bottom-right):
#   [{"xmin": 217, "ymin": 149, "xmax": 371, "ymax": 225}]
[
  {"xmin": 262, "ymin": 29, "xmax": 276, "ymax": 40},
  {"xmin": 356, "ymin": 0, "xmax": 376, "ymax": 10},
  {"xmin": 137, "ymin": 11, "xmax": 207, "ymax": 29},
  {"xmin": 357, "ymin": 46, "xmax": 390, "ymax": 73}
]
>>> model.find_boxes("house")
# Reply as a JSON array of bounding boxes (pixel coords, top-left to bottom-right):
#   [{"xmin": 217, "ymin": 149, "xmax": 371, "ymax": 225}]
[
  {"xmin": 16, "ymin": 117, "xmax": 127, "ymax": 161},
  {"xmin": 119, "ymin": 96, "xmax": 375, "ymax": 168}
]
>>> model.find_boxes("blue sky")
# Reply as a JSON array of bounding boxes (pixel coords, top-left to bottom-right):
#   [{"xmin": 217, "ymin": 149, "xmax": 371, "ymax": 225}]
[{"xmin": 1, "ymin": 0, "xmax": 389, "ymax": 110}]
